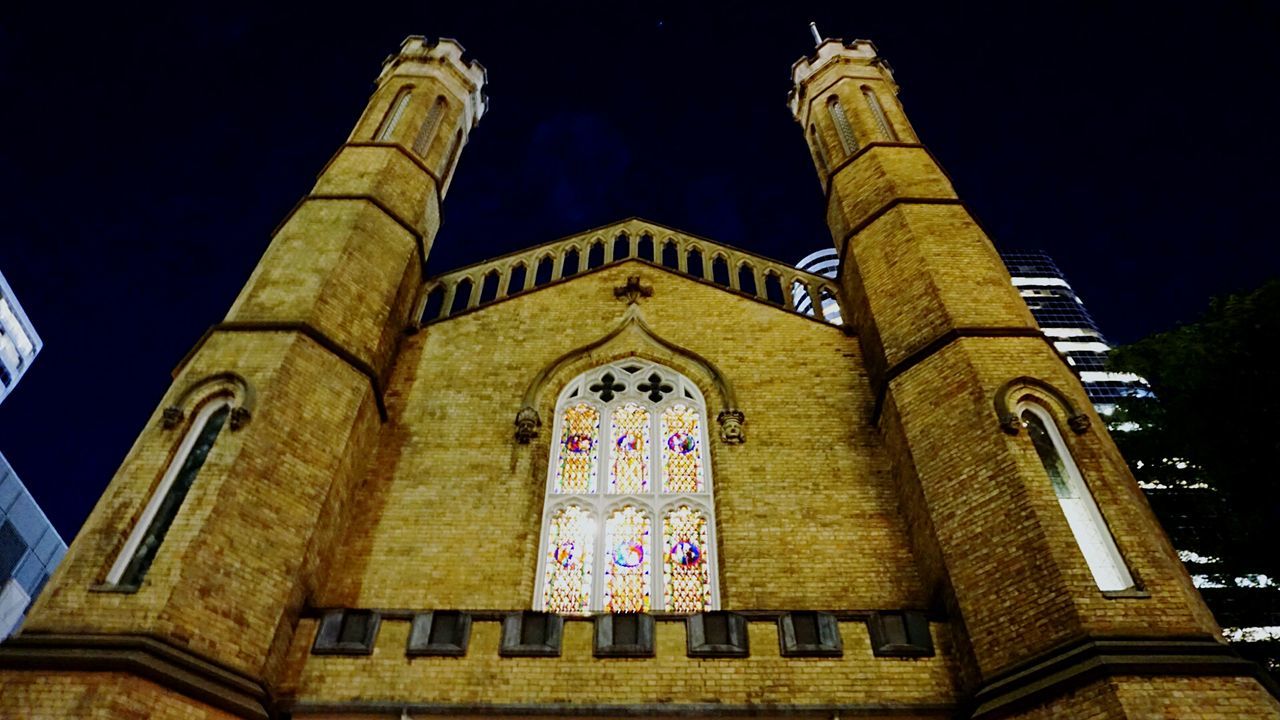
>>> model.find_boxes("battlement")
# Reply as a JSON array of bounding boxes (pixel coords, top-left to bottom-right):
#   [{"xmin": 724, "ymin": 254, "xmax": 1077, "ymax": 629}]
[
  {"xmin": 788, "ymin": 38, "xmax": 895, "ymax": 121},
  {"xmin": 379, "ymin": 36, "xmax": 488, "ymax": 126}
]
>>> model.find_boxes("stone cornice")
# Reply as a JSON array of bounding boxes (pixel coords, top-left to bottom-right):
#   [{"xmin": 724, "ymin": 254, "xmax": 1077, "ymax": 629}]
[{"xmin": 0, "ymin": 633, "xmax": 270, "ymax": 719}]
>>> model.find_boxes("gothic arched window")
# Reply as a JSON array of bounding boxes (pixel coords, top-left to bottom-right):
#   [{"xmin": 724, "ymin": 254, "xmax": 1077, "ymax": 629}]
[
  {"xmin": 374, "ymin": 87, "xmax": 413, "ymax": 142},
  {"xmin": 826, "ymin": 96, "xmax": 858, "ymax": 156},
  {"xmin": 412, "ymin": 96, "xmax": 447, "ymax": 158},
  {"xmin": 536, "ymin": 361, "xmax": 719, "ymax": 615},
  {"xmin": 1020, "ymin": 404, "xmax": 1133, "ymax": 592},
  {"xmin": 862, "ymin": 86, "xmax": 898, "ymax": 141},
  {"xmin": 107, "ymin": 399, "xmax": 232, "ymax": 587}
]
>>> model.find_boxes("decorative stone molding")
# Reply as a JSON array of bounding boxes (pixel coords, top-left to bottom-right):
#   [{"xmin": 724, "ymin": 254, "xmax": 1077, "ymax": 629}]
[
  {"xmin": 418, "ymin": 218, "xmax": 844, "ymax": 328},
  {"xmin": 514, "ymin": 406, "xmax": 541, "ymax": 444},
  {"xmin": 718, "ymin": 409, "xmax": 746, "ymax": 444},
  {"xmin": 161, "ymin": 406, "xmax": 184, "ymax": 430},
  {"xmin": 613, "ymin": 275, "xmax": 653, "ymax": 305},
  {"xmin": 995, "ymin": 376, "xmax": 1090, "ymax": 436}
]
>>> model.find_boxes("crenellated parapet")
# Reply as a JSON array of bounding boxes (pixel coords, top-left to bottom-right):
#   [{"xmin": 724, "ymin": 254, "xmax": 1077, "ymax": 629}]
[{"xmin": 377, "ymin": 36, "xmax": 488, "ymax": 130}]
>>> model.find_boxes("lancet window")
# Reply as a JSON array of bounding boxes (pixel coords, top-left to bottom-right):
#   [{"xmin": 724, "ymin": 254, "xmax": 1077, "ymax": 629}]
[
  {"xmin": 375, "ymin": 87, "xmax": 412, "ymax": 142},
  {"xmin": 1020, "ymin": 404, "xmax": 1133, "ymax": 592},
  {"xmin": 536, "ymin": 361, "xmax": 718, "ymax": 615},
  {"xmin": 107, "ymin": 399, "xmax": 231, "ymax": 587},
  {"xmin": 862, "ymin": 87, "xmax": 897, "ymax": 141},
  {"xmin": 826, "ymin": 96, "xmax": 858, "ymax": 156}
]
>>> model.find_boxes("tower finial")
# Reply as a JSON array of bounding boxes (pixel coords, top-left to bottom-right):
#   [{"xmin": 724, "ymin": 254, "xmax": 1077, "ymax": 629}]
[{"xmin": 808, "ymin": 22, "xmax": 823, "ymax": 47}]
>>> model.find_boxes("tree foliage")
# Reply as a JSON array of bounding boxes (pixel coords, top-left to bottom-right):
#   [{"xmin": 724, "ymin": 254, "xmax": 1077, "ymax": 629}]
[{"xmin": 1109, "ymin": 279, "xmax": 1280, "ymax": 573}]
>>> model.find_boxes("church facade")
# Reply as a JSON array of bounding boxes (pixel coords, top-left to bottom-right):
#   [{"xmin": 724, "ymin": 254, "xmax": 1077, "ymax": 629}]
[{"xmin": 1, "ymin": 34, "xmax": 1278, "ymax": 719}]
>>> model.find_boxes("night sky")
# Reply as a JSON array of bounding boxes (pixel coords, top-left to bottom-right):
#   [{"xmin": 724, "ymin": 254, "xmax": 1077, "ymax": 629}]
[{"xmin": 1, "ymin": 4, "xmax": 1278, "ymax": 539}]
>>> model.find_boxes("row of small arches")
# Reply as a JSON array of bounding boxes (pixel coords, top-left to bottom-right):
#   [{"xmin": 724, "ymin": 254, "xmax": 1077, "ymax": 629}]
[{"xmin": 419, "ymin": 233, "xmax": 842, "ymax": 325}]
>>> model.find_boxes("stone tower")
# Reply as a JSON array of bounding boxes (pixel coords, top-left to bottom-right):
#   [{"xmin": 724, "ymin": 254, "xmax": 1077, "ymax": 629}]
[
  {"xmin": 789, "ymin": 35, "xmax": 1279, "ymax": 716},
  {"xmin": 0, "ymin": 37, "xmax": 485, "ymax": 717}
]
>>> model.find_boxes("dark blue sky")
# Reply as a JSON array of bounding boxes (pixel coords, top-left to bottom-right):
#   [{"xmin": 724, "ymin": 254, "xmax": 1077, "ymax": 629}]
[{"xmin": 1, "ymin": 3, "xmax": 1278, "ymax": 538}]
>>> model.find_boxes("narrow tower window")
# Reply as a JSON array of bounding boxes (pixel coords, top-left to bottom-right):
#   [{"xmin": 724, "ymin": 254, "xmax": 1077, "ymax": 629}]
[
  {"xmin": 809, "ymin": 125, "xmax": 829, "ymax": 175},
  {"xmin": 826, "ymin": 96, "xmax": 857, "ymax": 156},
  {"xmin": 1020, "ymin": 405, "xmax": 1133, "ymax": 592},
  {"xmin": 862, "ymin": 87, "xmax": 897, "ymax": 141},
  {"xmin": 412, "ymin": 96, "xmax": 447, "ymax": 158},
  {"xmin": 108, "ymin": 401, "xmax": 231, "ymax": 586},
  {"xmin": 441, "ymin": 130, "xmax": 464, "ymax": 194},
  {"xmin": 536, "ymin": 362, "xmax": 719, "ymax": 614},
  {"xmin": 375, "ymin": 88, "xmax": 413, "ymax": 142}
]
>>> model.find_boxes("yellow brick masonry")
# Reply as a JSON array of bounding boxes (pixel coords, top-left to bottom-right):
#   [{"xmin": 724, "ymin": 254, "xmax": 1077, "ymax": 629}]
[
  {"xmin": 262, "ymin": 263, "xmax": 960, "ymax": 710},
  {"xmin": 283, "ymin": 618, "xmax": 955, "ymax": 710},
  {"xmin": 21, "ymin": 332, "xmax": 380, "ymax": 681},
  {"xmin": 0, "ymin": 672, "xmax": 240, "ymax": 719},
  {"xmin": 312, "ymin": 264, "xmax": 925, "ymax": 613},
  {"xmin": 795, "ymin": 38, "xmax": 1279, "ymax": 717},
  {"xmin": 1013, "ymin": 675, "xmax": 1280, "ymax": 718},
  {"xmin": 7, "ymin": 42, "xmax": 474, "ymax": 713}
]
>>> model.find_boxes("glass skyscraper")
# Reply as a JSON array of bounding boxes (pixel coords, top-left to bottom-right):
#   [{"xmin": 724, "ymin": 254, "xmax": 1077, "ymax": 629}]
[
  {"xmin": 0, "ymin": 452, "xmax": 66, "ymax": 639},
  {"xmin": 999, "ymin": 250, "xmax": 1150, "ymax": 413},
  {"xmin": 0, "ymin": 270, "xmax": 41, "ymax": 407}
]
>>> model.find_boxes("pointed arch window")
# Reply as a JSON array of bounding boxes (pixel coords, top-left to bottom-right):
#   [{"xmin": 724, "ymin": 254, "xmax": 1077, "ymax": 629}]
[
  {"xmin": 826, "ymin": 96, "xmax": 858, "ymax": 156},
  {"xmin": 809, "ymin": 124, "xmax": 829, "ymax": 175},
  {"xmin": 1020, "ymin": 404, "xmax": 1133, "ymax": 592},
  {"xmin": 107, "ymin": 399, "xmax": 231, "ymax": 587},
  {"xmin": 862, "ymin": 87, "xmax": 897, "ymax": 141},
  {"xmin": 375, "ymin": 87, "xmax": 413, "ymax": 142},
  {"xmin": 536, "ymin": 361, "xmax": 719, "ymax": 614},
  {"xmin": 412, "ymin": 96, "xmax": 447, "ymax": 158}
]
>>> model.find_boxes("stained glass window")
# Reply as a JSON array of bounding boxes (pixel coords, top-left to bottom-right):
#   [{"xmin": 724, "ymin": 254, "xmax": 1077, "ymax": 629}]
[
  {"xmin": 555, "ymin": 403, "xmax": 599, "ymax": 493},
  {"xmin": 663, "ymin": 505, "xmax": 712, "ymax": 613},
  {"xmin": 543, "ymin": 505, "xmax": 595, "ymax": 614},
  {"xmin": 609, "ymin": 403, "xmax": 650, "ymax": 494},
  {"xmin": 538, "ymin": 362, "xmax": 718, "ymax": 613},
  {"xmin": 661, "ymin": 404, "xmax": 703, "ymax": 493},
  {"xmin": 604, "ymin": 505, "xmax": 651, "ymax": 612}
]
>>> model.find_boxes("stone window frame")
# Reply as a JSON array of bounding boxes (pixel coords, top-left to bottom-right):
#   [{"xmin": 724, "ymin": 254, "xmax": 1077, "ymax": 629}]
[
  {"xmin": 533, "ymin": 360, "xmax": 721, "ymax": 615},
  {"xmin": 407, "ymin": 610, "xmax": 472, "ymax": 657},
  {"xmin": 104, "ymin": 397, "xmax": 233, "ymax": 589},
  {"xmin": 374, "ymin": 85, "xmax": 413, "ymax": 142},
  {"xmin": 1017, "ymin": 401, "xmax": 1135, "ymax": 593},
  {"xmin": 312, "ymin": 609, "xmax": 381, "ymax": 656}
]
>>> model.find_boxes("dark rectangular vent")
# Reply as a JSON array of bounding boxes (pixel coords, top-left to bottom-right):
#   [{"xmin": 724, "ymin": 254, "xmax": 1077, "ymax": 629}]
[
  {"xmin": 686, "ymin": 611, "xmax": 748, "ymax": 658},
  {"xmin": 779, "ymin": 611, "xmax": 842, "ymax": 657},
  {"xmin": 312, "ymin": 609, "xmax": 380, "ymax": 656},
  {"xmin": 500, "ymin": 611, "xmax": 563, "ymax": 657},
  {"xmin": 407, "ymin": 611, "xmax": 472, "ymax": 657},
  {"xmin": 594, "ymin": 613, "xmax": 655, "ymax": 658},
  {"xmin": 867, "ymin": 611, "xmax": 934, "ymax": 658}
]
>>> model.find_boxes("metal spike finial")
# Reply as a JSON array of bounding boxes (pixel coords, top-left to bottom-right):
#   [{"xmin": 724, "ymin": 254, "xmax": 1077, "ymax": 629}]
[{"xmin": 808, "ymin": 22, "xmax": 823, "ymax": 46}]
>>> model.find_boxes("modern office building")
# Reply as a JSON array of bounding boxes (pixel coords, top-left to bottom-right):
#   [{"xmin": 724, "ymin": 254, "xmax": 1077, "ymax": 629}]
[
  {"xmin": 0, "ymin": 270, "xmax": 42, "ymax": 407},
  {"xmin": 999, "ymin": 251, "xmax": 1149, "ymax": 413},
  {"xmin": 0, "ymin": 452, "xmax": 66, "ymax": 639},
  {"xmin": 793, "ymin": 248, "xmax": 842, "ymax": 323}
]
